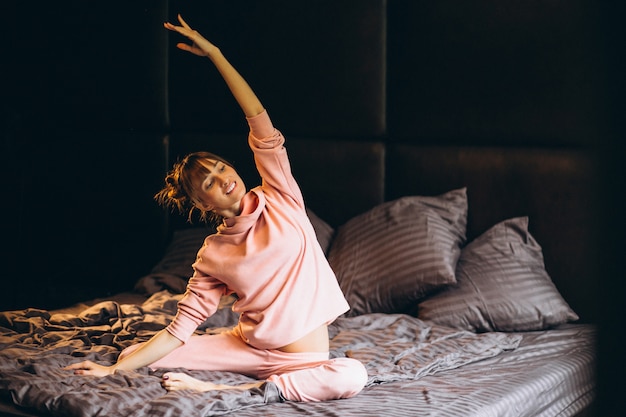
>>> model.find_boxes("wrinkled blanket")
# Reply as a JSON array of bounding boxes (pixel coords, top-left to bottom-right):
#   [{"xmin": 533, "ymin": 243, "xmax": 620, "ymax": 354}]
[{"xmin": 0, "ymin": 291, "xmax": 521, "ymax": 417}]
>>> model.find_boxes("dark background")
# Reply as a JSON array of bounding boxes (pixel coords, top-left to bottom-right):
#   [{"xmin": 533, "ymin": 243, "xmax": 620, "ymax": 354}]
[{"xmin": 1, "ymin": 1, "xmax": 623, "ymax": 414}]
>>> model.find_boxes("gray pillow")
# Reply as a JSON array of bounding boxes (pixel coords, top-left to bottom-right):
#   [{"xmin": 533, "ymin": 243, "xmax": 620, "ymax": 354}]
[
  {"xmin": 418, "ymin": 217, "xmax": 579, "ymax": 332},
  {"xmin": 328, "ymin": 188, "xmax": 468, "ymax": 316},
  {"xmin": 135, "ymin": 227, "xmax": 214, "ymax": 295},
  {"xmin": 306, "ymin": 208, "xmax": 335, "ymax": 255}
]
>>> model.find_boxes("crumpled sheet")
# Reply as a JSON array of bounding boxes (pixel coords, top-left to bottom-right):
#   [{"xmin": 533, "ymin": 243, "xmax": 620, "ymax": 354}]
[{"xmin": 0, "ymin": 290, "xmax": 521, "ymax": 417}]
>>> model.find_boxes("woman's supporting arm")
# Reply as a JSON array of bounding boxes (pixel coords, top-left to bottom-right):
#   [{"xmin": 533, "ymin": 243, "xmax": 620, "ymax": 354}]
[
  {"xmin": 164, "ymin": 14, "xmax": 265, "ymax": 118},
  {"xmin": 64, "ymin": 329, "xmax": 183, "ymax": 376}
]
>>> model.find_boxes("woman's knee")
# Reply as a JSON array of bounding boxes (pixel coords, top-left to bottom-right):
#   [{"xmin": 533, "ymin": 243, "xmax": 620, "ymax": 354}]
[
  {"xmin": 269, "ymin": 357, "xmax": 368, "ymax": 402},
  {"xmin": 325, "ymin": 358, "xmax": 368, "ymax": 399}
]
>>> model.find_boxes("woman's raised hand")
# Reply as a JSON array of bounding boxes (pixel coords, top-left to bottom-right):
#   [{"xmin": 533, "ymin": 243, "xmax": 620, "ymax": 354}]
[
  {"xmin": 165, "ymin": 13, "xmax": 265, "ymax": 117},
  {"xmin": 164, "ymin": 14, "xmax": 218, "ymax": 57}
]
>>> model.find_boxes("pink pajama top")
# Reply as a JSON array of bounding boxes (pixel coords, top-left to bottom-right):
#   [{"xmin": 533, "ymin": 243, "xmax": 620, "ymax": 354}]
[{"xmin": 166, "ymin": 110, "xmax": 349, "ymax": 350}]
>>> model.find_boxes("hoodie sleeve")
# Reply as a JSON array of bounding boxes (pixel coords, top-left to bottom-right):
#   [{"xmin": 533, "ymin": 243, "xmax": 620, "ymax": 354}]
[
  {"xmin": 246, "ymin": 110, "xmax": 304, "ymax": 207},
  {"xmin": 165, "ymin": 275, "xmax": 227, "ymax": 343}
]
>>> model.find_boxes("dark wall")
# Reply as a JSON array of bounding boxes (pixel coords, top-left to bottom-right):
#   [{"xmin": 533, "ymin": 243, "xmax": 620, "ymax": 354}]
[
  {"xmin": 166, "ymin": 0, "xmax": 386, "ymax": 138},
  {"xmin": 1, "ymin": 1, "xmax": 171, "ymax": 310},
  {"xmin": 388, "ymin": 0, "xmax": 608, "ymax": 146},
  {"xmin": 593, "ymin": 4, "xmax": 625, "ymax": 417}
]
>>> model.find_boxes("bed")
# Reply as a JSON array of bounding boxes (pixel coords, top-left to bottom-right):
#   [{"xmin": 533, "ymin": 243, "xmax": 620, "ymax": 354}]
[
  {"xmin": 1, "ymin": 0, "xmax": 606, "ymax": 416},
  {"xmin": 0, "ymin": 190, "xmax": 596, "ymax": 416}
]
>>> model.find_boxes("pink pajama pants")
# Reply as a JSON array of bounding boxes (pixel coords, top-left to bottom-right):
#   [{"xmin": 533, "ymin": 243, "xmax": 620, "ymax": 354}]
[{"xmin": 119, "ymin": 328, "xmax": 368, "ymax": 402}]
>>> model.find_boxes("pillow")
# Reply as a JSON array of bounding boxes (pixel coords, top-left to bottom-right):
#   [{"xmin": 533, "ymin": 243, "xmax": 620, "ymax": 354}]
[
  {"xmin": 328, "ymin": 188, "xmax": 468, "ymax": 316},
  {"xmin": 134, "ymin": 226, "xmax": 215, "ymax": 295},
  {"xmin": 418, "ymin": 217, "xmax": 579, "ymax": 332},
  {"xmin": 306, "ymin": 208, "xmax": 335, "ymax": 255}
]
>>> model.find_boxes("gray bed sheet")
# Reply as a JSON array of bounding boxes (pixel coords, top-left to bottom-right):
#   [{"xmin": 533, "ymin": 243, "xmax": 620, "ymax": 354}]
[
  {"xmin": 233, "ymin": 324, "xmax": 595, "ymax": 417},
  {"xmin": 0, "ymin": 291, "xmax": 594, "ymax": 417}
]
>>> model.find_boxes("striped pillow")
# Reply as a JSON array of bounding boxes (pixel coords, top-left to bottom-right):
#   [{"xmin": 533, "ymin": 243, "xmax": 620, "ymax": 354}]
[
  {"xmin": 418, "ymin": 217, "xmax": 579, "ymax": 331},
  {"xmin": 135, "ymin": 227, "xmax": 215, "ymax": 294},
  {"xmin": 328, "ymin": 188, "xmax": 467, "ymax": 316},
  {"xmin": 306, "ymin": 208, "xmax": 335, "ymax": 255}
]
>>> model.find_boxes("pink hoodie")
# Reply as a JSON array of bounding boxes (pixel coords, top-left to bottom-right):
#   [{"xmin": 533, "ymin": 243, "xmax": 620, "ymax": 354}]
[{"xmin": 166, "ymin": 111, "xmax": 349, "ymax": 349}]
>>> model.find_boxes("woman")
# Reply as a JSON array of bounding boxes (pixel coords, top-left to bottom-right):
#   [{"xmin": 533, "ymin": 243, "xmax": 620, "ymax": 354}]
[{"xmin": 65, "ymin": 14, "xmax": 368, "ymax": 402}]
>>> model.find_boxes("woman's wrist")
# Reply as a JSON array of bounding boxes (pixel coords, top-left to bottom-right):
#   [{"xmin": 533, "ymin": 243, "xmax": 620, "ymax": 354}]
[
  {"xmin": 206, "ymin": 46, "xmax": 223, "ymax": 61},
  {"xmin": 110, "ymin": 361, "xmax": 131, "ymax": 374}
]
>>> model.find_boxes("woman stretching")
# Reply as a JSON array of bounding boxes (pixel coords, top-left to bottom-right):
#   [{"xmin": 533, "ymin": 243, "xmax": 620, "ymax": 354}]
[{"xmin": 65, "ymin": 14, "xmax": 368, "ymax": 402}]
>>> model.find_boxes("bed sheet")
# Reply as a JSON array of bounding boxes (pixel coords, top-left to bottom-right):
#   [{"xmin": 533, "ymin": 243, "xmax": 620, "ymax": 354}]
[
  {"xmin": 232, "ymin": 324, "xmax": 595, "ymax": 417},
  {"xmin": 0, "ymin": 291, "xmax": 593, "ymax": 417}
]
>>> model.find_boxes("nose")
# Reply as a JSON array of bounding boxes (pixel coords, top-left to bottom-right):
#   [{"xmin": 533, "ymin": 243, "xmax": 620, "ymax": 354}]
[{"xmin": 215, "ymin": 174, "xmax": 231, "ymax": 190}]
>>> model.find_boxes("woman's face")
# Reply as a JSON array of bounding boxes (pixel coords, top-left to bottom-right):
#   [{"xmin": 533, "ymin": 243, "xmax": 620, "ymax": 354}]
[{"xmin": 193, "ymin": 159, "xmax": 246, "ymax": 218}]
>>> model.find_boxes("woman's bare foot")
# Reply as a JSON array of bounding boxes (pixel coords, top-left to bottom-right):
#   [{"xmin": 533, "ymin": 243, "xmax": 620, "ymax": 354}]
[{"xmin": 161, "ymin": 372, "xmax": 263, "ymax": 392}]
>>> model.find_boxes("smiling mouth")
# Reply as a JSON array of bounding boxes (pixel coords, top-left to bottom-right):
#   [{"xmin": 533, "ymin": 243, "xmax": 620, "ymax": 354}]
[{"xmin": 225, "ymin": 182, "xmax": 236, "ymax": 195}]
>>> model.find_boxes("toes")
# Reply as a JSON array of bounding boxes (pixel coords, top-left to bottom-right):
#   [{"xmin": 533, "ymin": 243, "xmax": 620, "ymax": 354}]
[
  {"xmin": 161, "ymin": 372, "xmax": 187, "ymax": 391},
  {"xmin": 163, "ymin": 372, "xmax": 184, "ymax": 381}
]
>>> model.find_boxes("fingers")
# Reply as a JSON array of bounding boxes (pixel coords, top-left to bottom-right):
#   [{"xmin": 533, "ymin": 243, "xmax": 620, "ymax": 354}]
[
  {"xmin": 63, "ymin": 360, "xmax": 93, "ymax": 370},
  {"xmin": 63, "ymin": 360, "xmax": 105, "ymax": 376},
  {"xmin": 175, "ymin": 43, "xmax": 193, "ymax": 53},
  {"xmin": 177, "ymin": 14, "xmax": 192, "ymax": 30},
  {"xmin": 163, "ymin": 21, "xmax": 195, "ymax": 49},
  {"xmin": 64, "ymin": 364, "xmax": 94, "ymax": 375},
  {"xmin": 71, "ymin": 369, "xmax": 93, "ymax": 376},
  {"xmin": 164, "ymin": 14, "xmax": 213, "ymax": 58},
  {"xmin": 164, "ymin": 14, "xmax": 192, "ymax": 33},
  {"xmin": 163, "ymin": 22, "xmax": 182, "ymax": 33}
]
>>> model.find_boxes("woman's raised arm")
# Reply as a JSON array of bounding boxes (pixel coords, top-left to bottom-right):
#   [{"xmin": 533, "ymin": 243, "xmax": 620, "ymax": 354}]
[{"xmin": 164, "ymin": 14, "xmax": 265, "ymax": 118}]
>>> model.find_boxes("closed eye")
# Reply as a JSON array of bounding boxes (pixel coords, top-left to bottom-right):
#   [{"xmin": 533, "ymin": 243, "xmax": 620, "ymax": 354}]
[
  {"xmin": 203, "ymin": 177, "xmax": 214, "ymax": 190},
  {"xmin": 203, "ymin": 161, "xmax": 225, "ymax": 190}
]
